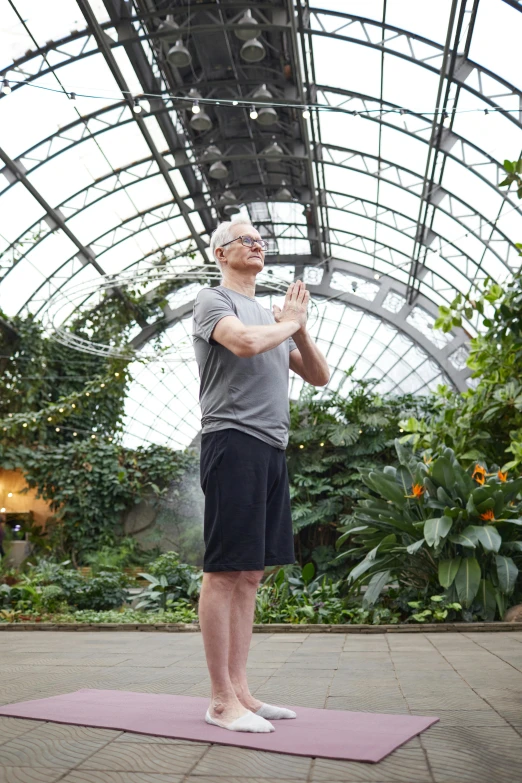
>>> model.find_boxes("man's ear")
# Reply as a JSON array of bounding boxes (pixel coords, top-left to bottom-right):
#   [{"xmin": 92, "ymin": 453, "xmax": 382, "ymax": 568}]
[{"xmin": 215, "ymin": 248, "xmax": 226, "ymax": 266}]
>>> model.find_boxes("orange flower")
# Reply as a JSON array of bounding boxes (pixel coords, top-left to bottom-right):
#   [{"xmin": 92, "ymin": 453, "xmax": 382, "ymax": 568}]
[
  {"xmin": 406, "ymin": 483, "xmax": 425, "ymax": 499},
  {"xmin": 480, "ymin": 509, "xmax": 495, "ymax": 521},
  {"xmin": 472, "ymin": 464, "xmax": 487, "ymax": 485},
  {"xmin": 497, "ymin": 470, "xmax": 508, "ymax": 482}
]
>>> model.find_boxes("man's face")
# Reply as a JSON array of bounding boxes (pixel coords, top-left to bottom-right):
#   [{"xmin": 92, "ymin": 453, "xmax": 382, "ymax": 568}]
[{"xmin": 220, "ymin": 224, "xmax": 265, "ymax": 273}]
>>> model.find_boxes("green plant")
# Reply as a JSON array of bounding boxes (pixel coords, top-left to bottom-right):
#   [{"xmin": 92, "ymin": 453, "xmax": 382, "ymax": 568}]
[
  {"xmin": 0, "ymin": 441, "xmax": 196, "ymax": 562},
  {"xmin": 406, "ymin": 594, "xmax": 463, "ymax": 623},
  {"xmin": 71, "ymin": 571, "xmax": 130, "ymax": 611},
  {"xmin": 335, "ymin": 440, "xmax": 522, "ymax": 620},
  {"xmin": 135, "ymin": 551, "xmax": 202, "ymax": 610},
  {"xmin": 287, "ymin": 380, "xmax": 434, "ymax": 568},
  {"xmin": 84, "ymin": 538, "xmax": 152, "ymax": 574}
]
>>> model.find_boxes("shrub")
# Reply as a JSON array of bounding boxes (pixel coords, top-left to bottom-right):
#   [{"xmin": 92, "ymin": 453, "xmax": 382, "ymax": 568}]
[
  {"xmin": 335, "ymin": 440, "xmax": 522, "ymax": 620},
  {"xmin": 136, "ymin": 551, "xmax": 202, "ymax": 611}
]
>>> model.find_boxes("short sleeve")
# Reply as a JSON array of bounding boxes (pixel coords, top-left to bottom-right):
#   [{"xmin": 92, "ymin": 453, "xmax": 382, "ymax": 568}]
[
  {"xmin": 193, "ymin": 288, "xmax": 237, "ymax": 343},
  {"xmin": 289, "ymin": 336, "xmax": 297, "ymax": 352}
]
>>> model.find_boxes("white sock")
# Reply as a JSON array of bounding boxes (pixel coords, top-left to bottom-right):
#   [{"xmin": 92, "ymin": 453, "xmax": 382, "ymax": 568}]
[
  {"xmin": 255, "ymin": 703, "xmax": 297, "ymax": 720},
  {"xmin": 205, "ymin": 709, "xmax": 275, "ymax": 733}
]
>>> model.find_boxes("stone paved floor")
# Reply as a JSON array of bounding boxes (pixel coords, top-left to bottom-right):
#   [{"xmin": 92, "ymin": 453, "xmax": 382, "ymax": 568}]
[{"xmin": 0, "ymin": 630, "xmax": 521, "ymax": 782}]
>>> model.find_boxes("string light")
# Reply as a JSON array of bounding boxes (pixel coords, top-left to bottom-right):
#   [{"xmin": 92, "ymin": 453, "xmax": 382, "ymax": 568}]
[
  {"xmin": 249, "ymin": 106, "xmax": 258, "ymax": 120},
  {"xmin": 5, "ymin": 77, "xmax": 522, "ymax": 119},
  {"xmin": 1, "ymin": 79, "xmax": 11, "ymax": 95},
  {"xmin": 69, "ymin": 91, "xmax": 76, "ymax": 100},
  {"xmin": 55, "ymin": 427, "xmax": 60, "ymax": 432},
  {"xmin": 191, "ymin": 100, "xmax": 200, "ymax": 114},
  {"xmin": 22, "ymin": 423, "xmax": 27, "ymax": 427},
  {"xmin": 299, "ymin": 444, "xmax": 304, "ymax": 449},
  {"xmin": 73, "ymin": 432, "xmax": 78, "ymax": 436},
  {"xmin": 114, "ymin": 373, "xmax": 119, "ymax": 377},
  {"xmin": 303, "ymin": 108, "xmax": 310, "ymax": 119},
  {"xmin": 47, "ymin": 416, "xmax": 52, "ymax": 421},
  {"xmin": 320, "ymin": 442, "xmax": 325, "ymax": 447},
  {"xmin": 59, "ymin": 407, "xmax": 64, "ymax": 412},
  {"xmin": 7, "ymin": 493, "xmax": 12, "ymax": 498}
]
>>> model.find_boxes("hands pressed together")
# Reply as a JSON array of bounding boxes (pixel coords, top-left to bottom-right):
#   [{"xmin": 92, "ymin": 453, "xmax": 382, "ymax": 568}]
[{"xmin": 272, "ymin": 280, "xmax": 309, "ymax": 332}]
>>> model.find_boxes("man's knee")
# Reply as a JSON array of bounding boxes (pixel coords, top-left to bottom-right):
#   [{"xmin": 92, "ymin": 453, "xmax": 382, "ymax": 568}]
[
  {"xmin": 203, "ymin": 571, "xmax": 241, "ymax": 592},
  {"xmin": 238, "ymin": 569, "xmax": 264, "ymax": 588}
]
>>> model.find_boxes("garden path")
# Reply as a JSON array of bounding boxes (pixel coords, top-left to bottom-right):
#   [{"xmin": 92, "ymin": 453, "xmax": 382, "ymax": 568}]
[{"xmin": 0, "ymin": 630, "xmax": 521, "ymax": 782}]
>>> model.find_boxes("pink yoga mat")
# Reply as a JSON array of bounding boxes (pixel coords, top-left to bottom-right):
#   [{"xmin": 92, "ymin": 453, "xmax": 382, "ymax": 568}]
[{"xmin": 0, "ymin": 689, "xmax": 438, "ymax": 763}]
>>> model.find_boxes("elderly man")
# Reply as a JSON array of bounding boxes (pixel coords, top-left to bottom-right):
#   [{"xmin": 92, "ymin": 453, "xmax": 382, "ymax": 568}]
[{"xmin": 192, "ymin": 220, "xmax": 329, "ymax": 733}]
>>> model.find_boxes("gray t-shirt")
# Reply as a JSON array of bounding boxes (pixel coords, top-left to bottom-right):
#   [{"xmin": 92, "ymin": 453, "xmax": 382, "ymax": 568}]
[{"xmin": 193, "ymin": 286, "xmax": 297, "ymax": 449}]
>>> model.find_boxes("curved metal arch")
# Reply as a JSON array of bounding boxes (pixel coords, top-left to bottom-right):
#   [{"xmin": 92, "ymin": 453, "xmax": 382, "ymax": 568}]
[
  {"xmin": 308, "ymin": 8, "xmax": 522, "ymax": 130},
  {"xmin": 3, "ymin": 152, "xmax": 511, "ymax": 347},
  {"xmin": 3, "ymin": 9, "xmax": 520, "ymax": 128},
  {"xmin": 2, "ymin": 87, "xmax": 517, "ymax": 273},
  {"xmin": 22, "ymin": 225, "xmax": 205, "ymax": 321},
  {"xmin": 3, "ymin": 120, "xmax": 520, "ymax": 284},
  {"xmin": 5, "ymin": 140, "xmax": 512, "ymax": 320},
  {"xmin": 0, "ymin": 77, "xmax": 512, "ymax": 236},
  {"xmin": 126, "ymin": 268, "xmax": 470, "ymax": 391}
]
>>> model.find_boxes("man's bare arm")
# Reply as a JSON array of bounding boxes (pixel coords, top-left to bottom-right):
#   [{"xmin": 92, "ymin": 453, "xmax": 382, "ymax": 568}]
[
  {"xmin": 289, "ymin": 336, "xmax": 330, "ymax": 386},
  {"xmin": 211, "ymin": 316, "xmax": 300, "ymax": 357}
]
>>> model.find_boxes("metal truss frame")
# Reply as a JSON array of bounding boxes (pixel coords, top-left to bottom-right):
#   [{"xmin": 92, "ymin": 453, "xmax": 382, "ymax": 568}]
[{"xmin": 1, "ymin": 0, "xmax": 521, "ymax": 397}]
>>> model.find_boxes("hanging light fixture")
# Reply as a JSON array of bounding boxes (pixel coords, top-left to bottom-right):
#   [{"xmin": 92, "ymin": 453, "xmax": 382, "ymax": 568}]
[
  {"xmin": 209, "ymin": 160, "xmax": 229, "ymax": 179},
  {"xmin": 275, "ymin": 180, "xmax": 292, "ymax": 201},
  {"xmin": 132, "ymin": 98, "xmax": 142, "ymax": 114},
  {"xmin": 252, "ymin": 84, "xmax": 277, "ymax": 125},
  {"xmin": 1, "ymin": 79, "xmax": 12, "ymax": 95},
  {"xmin": 189, "ymin": 89, "xmax": 212, "ymax": 131},
  {"xmin": 219, "ymin": 190, "xmax": 241, "ymax": 215},
  {"xmin": 240, "ymin": 37, "xmax": 266, "ymax": 63},
  {"xmin": 200, "ymin": 144, "xmax": 222, "ymax": 161},
  {"xmin": 167, "ymin": 39, "xmax": 192, "ymax": 68},
  {"xmin": 235, "ymin": 8, "xmax": 260, "ymax": 41},
  {"xmin": 157, "ymin": 15, "xmax": 182, "ymax": 43},
  {"xmin": 262, "ymin": 139, "xmax": 284, "ymax": 156},
  {"xmin": 249, "ymin": 105, "xmax": 258, "ymax": 120}
]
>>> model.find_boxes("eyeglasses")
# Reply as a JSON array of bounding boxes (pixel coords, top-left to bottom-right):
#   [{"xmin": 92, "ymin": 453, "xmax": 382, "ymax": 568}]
[{"xmin": 221, "ymin": 235, "xmax": 268, "ymax": 251}]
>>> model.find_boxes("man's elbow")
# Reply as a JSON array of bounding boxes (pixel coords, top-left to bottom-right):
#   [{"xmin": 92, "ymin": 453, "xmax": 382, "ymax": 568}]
[{"xmin": 234, "ymin": 330, "xmax": 258, "ymax": 358}]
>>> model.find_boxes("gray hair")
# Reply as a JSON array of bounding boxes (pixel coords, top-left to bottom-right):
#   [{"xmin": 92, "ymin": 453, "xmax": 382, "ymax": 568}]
[{"xmin": 209, "ymin": 219, "xmax": 254, "ymax": 272}]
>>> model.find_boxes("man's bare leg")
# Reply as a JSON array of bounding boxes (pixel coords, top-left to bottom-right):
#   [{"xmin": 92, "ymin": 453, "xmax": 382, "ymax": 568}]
[
  {"xmin": 198, "ymin": 571, "xmax": 251, "ymax": 722},
  {"xmin": 228, "ymin": 570, "xmax": 265, "ymax": 712}
]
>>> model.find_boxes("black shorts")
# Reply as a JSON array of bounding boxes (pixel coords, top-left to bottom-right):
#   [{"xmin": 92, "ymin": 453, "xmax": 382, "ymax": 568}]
[{"xmin": 200, "ymin": 428, "xmax": 296, "ymax": 572}]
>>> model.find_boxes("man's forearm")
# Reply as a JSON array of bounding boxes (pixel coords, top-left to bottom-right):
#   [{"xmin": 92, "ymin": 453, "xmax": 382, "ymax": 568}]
[
  {"xmin": 242, "ymin": 320, "xmax": 301, "ymax": 356},
  {"xmin": 293, "ymin": 328, "xmax": 330, "ymax": 385}
]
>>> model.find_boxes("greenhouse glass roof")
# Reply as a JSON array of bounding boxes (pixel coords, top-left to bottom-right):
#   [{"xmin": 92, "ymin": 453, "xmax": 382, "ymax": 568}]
[{"xmin": 1, "ymin": 0, "xmax": 521, "ymax": 449}]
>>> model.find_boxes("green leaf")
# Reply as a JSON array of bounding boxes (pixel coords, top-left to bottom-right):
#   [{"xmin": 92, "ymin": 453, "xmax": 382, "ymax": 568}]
[
  {"xmin": 503, "ymin": 159, "xmax": 514, "ymax": 173},
  {"xmin": 438, "ymin": 557, "xmax": 461, "ymax": 589},
  {"xmin": 449, "ymin": 526, "xmax": 479, "ymax": 548},
  {"xmin": 495, "ymin": 555, "xmax": 519, "ymax": 594},
  {"xmin": 301, "ymin": 562, "xmax": 315, "ymax": 584},
  {"xmin": 431, "ymin": 457, "xmax": 455, "ymax": 489},
  {"xmin": 406, "ymin": 539, "xmax": 425, "ymax": 554},
  {"xmin": 424, "ymin": 516, "xmax": 453, "ymax": 548},
  {"xmin": 362, "ymin": 570, "xmax": 391, "ymax": 608},
  {"xmin": 454, "ymin": 557, "xmax": 481, "ymax": 607},
  {"xmin": 472, "ymin": 525, "xmax": 502, "ymax": 553},
  {"xmin": 477, "ymin": 579, "xmax": 496, "ymax": 622},
  {"xmin": 367, "ymin": 471, "xmax": 407, "ymax": 507}
]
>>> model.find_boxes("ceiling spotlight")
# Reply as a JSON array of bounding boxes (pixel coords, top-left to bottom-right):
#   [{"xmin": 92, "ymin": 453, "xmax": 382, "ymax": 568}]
[
  {"xmin": 249, "ymin": 105, "xmax": 258, "ymax": 120},
  {"xmin": 262, "ymin": 139, "xmax": 284, "ymax": 156},
  {"xmin": 167, "ymin": 39, "xmax": 192, "ymax": 68},
  {"xmin": 190, "ymin": 107, "xmax": 212, "ymax": 132},
  {"xmin": 240, "ymin": 37, "xmax": 266, "ymax": 63},
  {"xmin": 208, "ymin": 160, "xmax": 229, "ymax": 179},
  {"xmin": 133, "ymin": 98, "xmax": 142, "ymax": 114},
  {"xmin": 201, "ymin": 144, "xmax": 222, "ymax": 161},
  {"xmin": 157, "ymin": 15, "xmax": 182, "ymax": 43},
  {"xmin": 235, "ymin": 8, "xmax": 260, "ymax": 41},
  {"xmin": 188, "ymin": 89, "xmax": 212, "ymax": 131},
  {"xmin": 252, "ymin": 84, "xmax": 277, "ymax": 126},
  {"xmin": 374, "ymin": 273, "xmax": 381, "ymax": 280},
  {"xmin": 1, "ymin": 79, "xmax": 11, "ymax": 95},
  {"xmin": 303, "ymin": 108, "xmax": 310, "ymax": 119},
  {"xmin": 219, "ymin": 189, "xmax": 241, "ymax": 215},
  {"xmin": 275, "ymin": 181, "xmax": 292, "ymax": 201}
]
